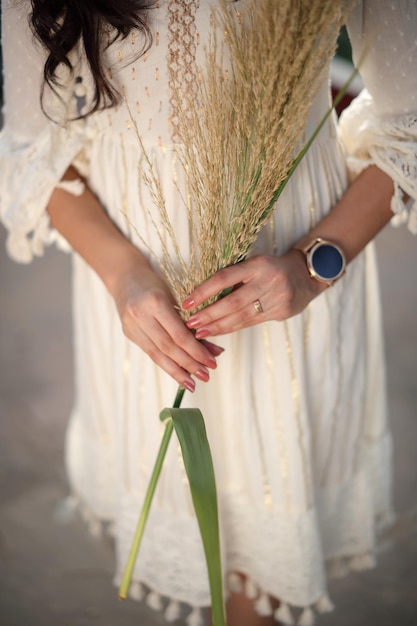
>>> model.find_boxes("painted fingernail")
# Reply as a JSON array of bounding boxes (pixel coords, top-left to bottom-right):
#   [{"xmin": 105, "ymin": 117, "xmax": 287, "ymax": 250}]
[
  {"xmin": 201, "ymin": 341, "xmax": 225, "ymax": 357},
  {"xmin": 204, "ymin": 358, "xmax": 217, "ymax": 369},
  {"xmin": 195, "ymin": 328, "xmax": 211, "ymax": 340},
  {"xmin": 183, "ymin": 378, "xmax": 196, "ymax": 393},
  {"xmin": 186, "ymin": 317, "xmax": 200, "ymax": 329},
  {"xmin": 182, "ymin": 297, "xmax": 195, "ymax": 309},
  {"xmin": 195, "ymin": 368, "xmax": 210, "ymax": 382}
]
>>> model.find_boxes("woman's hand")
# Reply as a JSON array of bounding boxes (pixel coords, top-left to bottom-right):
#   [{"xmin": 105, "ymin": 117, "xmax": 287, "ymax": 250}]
[
  {"xmin": 180, "ymin": 166, "xmax": 396, "ymax": 342},
  {"xmin": 112, "ymin": 261, "xmax": 223, "ymax": 391},
  {"xmin": 182, "ymin": 250, "xmax": 325, "ymax": 338},
  {"xmin": 48, "ymin": 171, "xmax": 223, "ymax": 391}
]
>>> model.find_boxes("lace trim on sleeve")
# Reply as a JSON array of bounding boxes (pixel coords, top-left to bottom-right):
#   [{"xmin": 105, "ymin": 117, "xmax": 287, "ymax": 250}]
[
  {"xmin": 0, "ymin": 121, "xmax": 93, "ymax": 263},
  {"xmin": 338, "ymin": 90, "xmax": 417, "ymax": 234}
]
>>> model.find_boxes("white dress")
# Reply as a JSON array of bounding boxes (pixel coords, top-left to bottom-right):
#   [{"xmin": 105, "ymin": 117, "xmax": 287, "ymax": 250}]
[{"xmin": 1, "ymin": 2, "xmax": 416, "ymax": 624}]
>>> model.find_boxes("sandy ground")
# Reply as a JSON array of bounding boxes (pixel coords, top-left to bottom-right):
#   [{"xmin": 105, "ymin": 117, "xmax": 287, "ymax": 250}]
[{"xmin": 0, "ymin": 222, "xmax": 416, "ymax": 626}]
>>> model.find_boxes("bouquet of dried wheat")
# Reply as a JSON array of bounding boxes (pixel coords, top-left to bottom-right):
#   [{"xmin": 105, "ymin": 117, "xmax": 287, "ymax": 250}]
[
  {"xmin": 119, "ymin": 1, "xmax": 354, "ymax": 623},
  {"xmin": 128, "ymin": 0, "xmax": 347, "ymax": 314}
]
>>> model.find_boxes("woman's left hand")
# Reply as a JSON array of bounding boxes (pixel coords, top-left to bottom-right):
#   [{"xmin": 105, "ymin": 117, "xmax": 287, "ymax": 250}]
[{"xmin": 182, "ymin": 250, "xmax": 326, "ymax": 338}]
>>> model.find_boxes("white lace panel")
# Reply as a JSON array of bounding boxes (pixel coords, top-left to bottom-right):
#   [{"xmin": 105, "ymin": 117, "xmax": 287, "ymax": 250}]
[{"xmin": 167, "ymin": 0, "xmax": 200, "ymax": 143}]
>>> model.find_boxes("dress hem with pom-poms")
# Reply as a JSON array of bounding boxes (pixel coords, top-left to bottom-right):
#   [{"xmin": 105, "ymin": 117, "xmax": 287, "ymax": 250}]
[{"xmin": 66, "ymin": 491, "xmax": 395, "ymax": 626}]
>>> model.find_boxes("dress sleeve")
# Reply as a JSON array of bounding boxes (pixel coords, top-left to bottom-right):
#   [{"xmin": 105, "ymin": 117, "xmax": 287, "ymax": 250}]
[
  {"xmin": 0, "ymin": 0, "xmax": 91, "ymax": 263},
  {"xmin": 338, "ymin": 0, "xmax": 417, "ymax": 234}
]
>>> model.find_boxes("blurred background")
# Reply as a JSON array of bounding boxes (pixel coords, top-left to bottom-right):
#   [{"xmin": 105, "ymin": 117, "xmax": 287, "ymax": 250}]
[{"xmin": 0, "ymin": 21, "xmax": 416, "ymax": 626}]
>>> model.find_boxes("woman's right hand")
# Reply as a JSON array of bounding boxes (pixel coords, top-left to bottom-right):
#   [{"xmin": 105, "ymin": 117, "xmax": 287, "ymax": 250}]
[
  {"xmin": 111, "ymin": 259, "xmax": 222, "ymax": 392},
  {"xmin": 47, "ymin": 172, "xmax": 222, "ymax": 390}
]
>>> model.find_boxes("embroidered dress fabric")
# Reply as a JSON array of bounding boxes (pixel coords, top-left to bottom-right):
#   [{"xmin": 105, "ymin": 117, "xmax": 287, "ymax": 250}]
[{"xmin": 1, "ymin": 1, "xmax": 416, "ymax": 624}]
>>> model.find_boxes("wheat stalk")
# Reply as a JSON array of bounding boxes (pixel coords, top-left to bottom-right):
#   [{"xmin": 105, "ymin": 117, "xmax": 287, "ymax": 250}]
[{"xmin": 130, "ymin": 0, "xmax": 345, "ymax": 317}]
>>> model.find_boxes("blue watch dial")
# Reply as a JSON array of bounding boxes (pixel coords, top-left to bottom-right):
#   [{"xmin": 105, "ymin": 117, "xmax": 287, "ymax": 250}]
[{"xmin": 311, "ymin": 243, "xmax": 344, "ymax": 280}]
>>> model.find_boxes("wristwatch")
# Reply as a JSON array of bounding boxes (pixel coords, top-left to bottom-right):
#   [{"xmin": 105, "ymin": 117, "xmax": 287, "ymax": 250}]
[{"xmin": 295, "ymin": 237, "xmax": 346, "ymax": 287}]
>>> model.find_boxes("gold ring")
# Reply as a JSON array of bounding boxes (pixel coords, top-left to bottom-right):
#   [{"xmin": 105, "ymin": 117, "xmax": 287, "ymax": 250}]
[{"xmin": 253, "ymin": 299, "xmax": 263, "ymax": 314}]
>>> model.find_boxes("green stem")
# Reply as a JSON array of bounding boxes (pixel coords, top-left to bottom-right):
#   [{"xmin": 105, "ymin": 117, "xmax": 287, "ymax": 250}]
[{"xmin": 118, "ymin": 385, "xmax": 186, "ymax": 599}]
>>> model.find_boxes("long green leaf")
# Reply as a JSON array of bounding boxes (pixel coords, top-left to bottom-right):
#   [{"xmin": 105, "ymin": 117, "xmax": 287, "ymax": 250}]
[{"xmin": 160, "ymin": 407, "xmax": 226, "ymax": 626}]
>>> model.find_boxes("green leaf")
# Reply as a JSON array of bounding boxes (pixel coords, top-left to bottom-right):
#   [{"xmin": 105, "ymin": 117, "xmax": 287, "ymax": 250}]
[{"xmin": 160, "ymin": 407, "xmax": 226, "ymax": 626}]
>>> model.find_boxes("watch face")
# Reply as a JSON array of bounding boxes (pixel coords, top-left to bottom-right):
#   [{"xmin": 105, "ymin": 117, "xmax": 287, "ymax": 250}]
[{"xmin": 310, "ymin": 242, "xmax": 344, "ymax": 280}]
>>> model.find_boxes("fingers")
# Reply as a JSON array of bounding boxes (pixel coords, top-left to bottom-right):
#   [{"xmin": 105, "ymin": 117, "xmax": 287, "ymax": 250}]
[
  {"xmin": 117, "ymin": 251, "xmax": 313, "ymax": 385},
  {"xmin": 182, "ymin": 262, "xmax": 256, "ymax": 311},
  {"xmin": 199, "ymin": 339, "xmax": 225, "ymax": 357},
  {"xmin": 131, "ymin": 326, "xmax": 205, "ymax": 393},
  {"xmin": 181, "ymin": 254, "xmax": 306, "ymax": 337},
  {"xmin": 188, "ymin": 290, "xmax": 267, "ymax": 338},
  {"xmin": 181, "ymin": 258, "xmax": 267, "ymax": 336},
  {"xmin": 120, "ymin": 288, "xmax": 221, "ymax": 390},
  {"xmin": 155, "ymin": 305, "xmax": 219, "ymax": 373}
]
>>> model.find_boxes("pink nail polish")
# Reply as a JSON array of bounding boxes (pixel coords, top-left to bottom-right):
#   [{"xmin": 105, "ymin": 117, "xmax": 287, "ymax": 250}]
[
  {"xmin": 204, "ymin": 358, "xmax": 217, "ymax": 369},
  {"xmin": 183, "ymin": 379, "xmax": 196, "ymax": 393},
  {"xmin": 200, "ymin": 341, "xmax": 225, "ymax": 357},
  {"xmin": 195, "ymin": 368, "xmax": 210, "ymax": 382},
  {"xmin": 183, "ymin": 297, "xmax": 195, "ymax": 309},
  {"xmin": 186, "ymin": 317, "xmax": 200, "ymax": 329},
  {"xmin": 195, "ymin": 328, "xmax": 211, "ymax": 340}
]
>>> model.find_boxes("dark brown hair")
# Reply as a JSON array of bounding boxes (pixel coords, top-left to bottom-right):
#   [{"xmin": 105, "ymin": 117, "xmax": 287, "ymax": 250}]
[{"xmin": 29, "ymin": 0, "xmax": 154, "ymax": 117}]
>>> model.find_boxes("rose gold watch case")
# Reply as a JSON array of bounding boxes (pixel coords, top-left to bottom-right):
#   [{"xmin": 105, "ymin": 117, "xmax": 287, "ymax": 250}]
[{"xmin": 297, "ymin": 237, "xmax": 346, "ymax": 287}]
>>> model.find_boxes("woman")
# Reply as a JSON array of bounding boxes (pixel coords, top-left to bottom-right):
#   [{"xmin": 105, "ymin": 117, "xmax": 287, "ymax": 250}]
[{"xmin": 1, "ymin": 1, "xmax": 416, "ymax": 625}]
